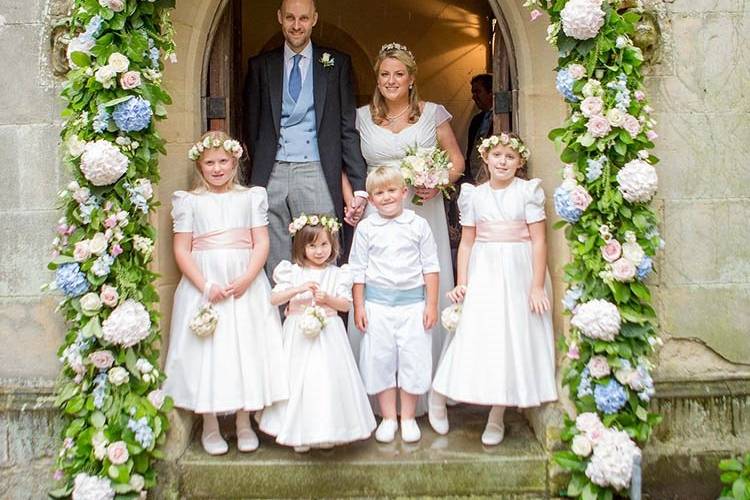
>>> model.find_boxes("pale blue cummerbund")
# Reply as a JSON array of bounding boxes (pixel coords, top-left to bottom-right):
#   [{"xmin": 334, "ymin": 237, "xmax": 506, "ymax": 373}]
[{"xmin": 365, "ymin": 285, "xmax": 424, "ymax": 306}]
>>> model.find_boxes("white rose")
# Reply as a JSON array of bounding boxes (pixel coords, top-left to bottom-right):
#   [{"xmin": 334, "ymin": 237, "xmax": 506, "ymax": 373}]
[
  {"xmin": 135, "ymin": 358, "xmax": 154, "ymax": 374},
  {"xmin": 606, "ymin": 108, "xmax": 625, "ymax": 127},
  {"xmin": 94, "ymin": 65, "xmax": 116, "ymax": 88},
  {"xmin": 622, "ymin": 241, "xmax": 645, "ymax": 265},
  {"xmin": 587, "ymin": 355, "xmax": 611, "ymax": 378},
  {"xmin": 80, "ymin": 292, "xmax": 102, "ymax": 314},
  {"xmin": 108, "ymin": 366, "xmax": 130, "ymax": 386},
  {"xmin": 130, "ymin": 474, "xmax": 145, "ymax": 492},
  {"xmin": 92, "ymin": 431, "xmax": 109, "ymax": 461},
  {"xmin": 89, "ymin": 232, "xmax": 108, "ymax": 255},
  {"xmin": 147, "ymin": 389, "xmax": 165, "ymax": 409},
  {"xmin": 68, "ymin": 135, "xmax": 87, "ymax": 158},
  {"xmin": 572, "ymin": 434, "xmax": 593, "ymax": 457},
  {"xmin": 108, "ymin": 52, "xmax": 130, "ymax": 73}
]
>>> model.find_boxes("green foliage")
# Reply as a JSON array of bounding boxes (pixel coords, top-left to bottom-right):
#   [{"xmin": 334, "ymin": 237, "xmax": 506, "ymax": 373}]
[
  {"xmin": 48, "ymin": 0, "xmax": 176, "ymax": 497},
  {"xmin": 719, "ymin": 454, "xmax": 750, "ymax": 500}
]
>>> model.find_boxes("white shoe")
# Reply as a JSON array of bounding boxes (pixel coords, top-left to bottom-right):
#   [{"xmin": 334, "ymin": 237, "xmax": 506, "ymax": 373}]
[
  {"xmin": 481, "ymin": 422, "xmax": 505, "ymax": 446},
  {"xmin": 201, "ymin": 431, "xmax": 229, "ymax": 455},
  {"xmin": 400, "ymin": 419, "xmax": 421, "ymax": 443},
  {"xmin": 294, "ymin": 445, "xmax": 311, "ymax": 453},
  {"xmin": 237, "ymin": 427, "xmax": 259, "ymax": 452},
  {"xmin": 428, "ymin": 391, "xmax": 449, "ymax": 435},
  {"xmin": 375, "ymin": 419, "xmax": 398, "ymax": 443}
]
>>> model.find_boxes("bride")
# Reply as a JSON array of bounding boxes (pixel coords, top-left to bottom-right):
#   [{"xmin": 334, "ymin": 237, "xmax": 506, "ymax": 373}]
[{"xmin": 344, "ymin": 42, "xmax": 465, "ymax": 415}]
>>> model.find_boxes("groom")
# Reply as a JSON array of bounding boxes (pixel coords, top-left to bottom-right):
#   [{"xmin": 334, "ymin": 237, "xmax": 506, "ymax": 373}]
[{"xmin": 244, "ymin": 0, "xmax": 368, "ymax": 276}]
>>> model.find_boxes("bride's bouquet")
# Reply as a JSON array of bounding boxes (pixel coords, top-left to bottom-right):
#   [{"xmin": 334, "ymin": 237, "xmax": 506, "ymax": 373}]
[
  {"xmin": 400, "ymin": 145, "xmax": 454, "ymax": 206},
  {"xmin": 190, "ymin": 303, "xmax": 219, "ymax": 337},
  {"xmin": 299, "ymin": 305, "xmax": 329, "ymax": 339}
]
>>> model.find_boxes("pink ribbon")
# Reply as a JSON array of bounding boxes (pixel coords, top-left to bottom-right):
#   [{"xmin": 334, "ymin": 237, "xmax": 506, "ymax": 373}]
[
  {"xmin": 475, "ymin": 220, "xmax": 530, "ymax": 242},
  {"xmin": 192, "ymin": 228, "xmax": 254, "ymax": 251},
  {"xmin": 286, "ymin": 299, "xmax": 338, "ymax": 317}
]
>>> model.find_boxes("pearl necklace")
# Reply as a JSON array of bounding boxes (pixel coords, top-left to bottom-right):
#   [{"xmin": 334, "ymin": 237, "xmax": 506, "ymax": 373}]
[{"xmin": 385, "ymin": 105, "xmax": 410, "ymax": 123}]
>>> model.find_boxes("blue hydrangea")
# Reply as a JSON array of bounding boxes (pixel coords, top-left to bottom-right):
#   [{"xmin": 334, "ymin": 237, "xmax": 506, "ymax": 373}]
[
  {"xmin": 636, "ymin": 256, "xmax": 653, "ymax": 280},
  {"xmin": 553, "ymin": 186, "xmax": 583, "ymax": 223},
  {"xmin": 91, "ymin": 254, "xmax": 114, "ymax": 277},
  {"xmin": 83, "ymin": 15, "xmax": 103, "ymax": 39},
  {"xmin": 555, "ymin": 68, "xmax": 578, "ymax": 102},
  {"xmin": 562, "ymin": 284, "xmax": 584, "ymax": 311},
  {"xmin": 93, "ymin": 371, "xmax": 107, "ymax": 409},
  {"xmin": 128, "ymin": 417, "xmax": 155, "ymax": 448},
  {"xmin": 113, "ymin": 97, "xmax": 153, "ymax": 133},
  {"xmin": 594, "ymin": 378, "xmax": 628, "ymax": 414},
  {"xmin": 637, "ymin": 364, "xmax": 655, "ymax": 402},
  {"xmin": 577, "ymin": 367, "xmax": 593, "ymax": 398},
  {"xmin": 78, "ymin": 195, "xmax": 101, "ymax": 225},
  {"xmin": 586, "ymin": 157, "xmax": 605, "ymax": 182},
  {"xmin": 615, "ymin": 90, "xmax": 631, "ymax": 110},
  {"xmin": 55, "ymin": 263, "xmax": 89, "ymax": 297},
  {"xmin": 125, "ymin": 182, "xmax": 149, "ymax": 213},
  {"xmin": 92, "ymin": 105, "xmax": 110, "ymax": 134}
]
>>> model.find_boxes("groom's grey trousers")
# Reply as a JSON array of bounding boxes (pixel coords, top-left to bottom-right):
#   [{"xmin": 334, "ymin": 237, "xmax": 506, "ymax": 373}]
[{"xmin": 265, "ymin": 160, "xmax": 335, "ymax": 281}]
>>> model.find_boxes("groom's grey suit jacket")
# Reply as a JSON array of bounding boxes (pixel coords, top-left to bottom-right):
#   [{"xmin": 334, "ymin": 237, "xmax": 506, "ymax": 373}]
[{"xmin": 244, "ymin": 44, "xmax": 367, "ymax": 220}]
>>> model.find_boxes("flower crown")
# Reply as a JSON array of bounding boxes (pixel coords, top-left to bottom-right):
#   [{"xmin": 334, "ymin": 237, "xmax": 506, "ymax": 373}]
[
  {"xmin": 379, "ymin": 42, "xmax": 415, "ymax": 62},
  {"xmin": 288, "ymin": 213, "xmax": 342, "ymax": 236},
  {"xmin": 188, "ymin": 136, "xmax": 243, "ymax": 161},
  {"xmin": 477, "ymin": 133, "xmax": 531, "ymax": 161}
]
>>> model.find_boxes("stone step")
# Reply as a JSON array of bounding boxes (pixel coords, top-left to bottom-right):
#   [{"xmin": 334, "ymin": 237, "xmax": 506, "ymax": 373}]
[{"xmin": 178, "ymin": 406, "xmax": 550, "ymax": 499}]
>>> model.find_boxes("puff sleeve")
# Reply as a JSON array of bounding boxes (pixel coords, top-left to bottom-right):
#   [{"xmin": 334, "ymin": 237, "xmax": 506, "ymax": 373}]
[
  {"xmin": 271, "ymin": 260, "xmax": 296, "ymax": 293},
  {"xmin": 524, "ymin": 178, "xmax": 547, "ymax": 224},
  {"xmin": 248, "ymin": 187, "xmax": 269, "ymax": 227},
  {"xmin": 457, "ymin": 183, "xmax": 476, "ymax": 226},
  {"xmin": 171, "ymin": 191, "xmax": 193, "ymax": 233},
  {"xmin": 334, "ymin": 264, "xmax": 354, "ymax": 302},
  {"xmin": 434, "ymin": 103, "xmax": 453, "ymax": 127}
]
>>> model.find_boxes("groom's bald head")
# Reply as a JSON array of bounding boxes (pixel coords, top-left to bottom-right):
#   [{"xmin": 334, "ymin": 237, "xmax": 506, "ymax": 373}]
[{"xmin": 280, "ymin": 0, "xmax": 316, "ymax": 10}]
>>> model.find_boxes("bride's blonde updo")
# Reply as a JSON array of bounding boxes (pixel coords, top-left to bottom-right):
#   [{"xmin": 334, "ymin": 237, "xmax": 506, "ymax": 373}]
[{"xmin": 370, "ymin": 43, "xmax": 421, "ymax": 126}]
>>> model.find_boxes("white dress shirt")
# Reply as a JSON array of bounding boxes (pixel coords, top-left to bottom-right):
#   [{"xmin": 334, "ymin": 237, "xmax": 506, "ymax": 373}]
[
  {"xmin": 284, "ymin": 41, "xmax": 313, "ymax": 85},
  {"xmin": 349, "ymin": 209, "xmax": 440, "ymax": 289}
]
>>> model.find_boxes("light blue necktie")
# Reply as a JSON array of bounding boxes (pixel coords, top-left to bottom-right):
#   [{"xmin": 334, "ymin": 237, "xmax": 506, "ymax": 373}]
[{"xmin": 289, "ymin": 54, "xmax": 302, "ymax": 102}]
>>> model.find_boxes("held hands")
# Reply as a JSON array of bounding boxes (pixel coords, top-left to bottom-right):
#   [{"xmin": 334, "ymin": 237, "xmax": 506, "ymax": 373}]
[
  {"xmin": 529, "ymin": 286, "xmax": 550, "ymax": 314},
  {"xmin": 447, "ymin": 284, "xmax": 467, "ymax": 304},
  {"xmin": 344, "ymin": 196, "xmax": 367, "ymax": 226},
  {"xmin": 414, "ymin": 187, "xmax": 439, "ymax": 202}
]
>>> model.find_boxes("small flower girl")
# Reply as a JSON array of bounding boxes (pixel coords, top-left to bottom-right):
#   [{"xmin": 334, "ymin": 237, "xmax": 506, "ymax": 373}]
[
  {"xmin": 163, "ymin": 131, "xmax": 288, "ymax": 455},
  {"xmin": 258, "ymin": 214, "xmax": 375, "ymax": 452},
  {"xmin": 429, "ymin": 133, "xmax": 558, "ymax": 445}
]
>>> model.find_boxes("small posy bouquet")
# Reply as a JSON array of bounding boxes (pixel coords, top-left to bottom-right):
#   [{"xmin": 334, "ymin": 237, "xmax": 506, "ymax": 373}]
[
  {"xmin": 400, "ymin": 145, "xmax": 454, "ymax": 206},
  {"xmin": 190, "ymin": 303, "xmax": 219, "ymax": 337},
  {"xmin": 441, "ymin": 303, "xmax": 462, "ymax": 333},
  {"xmin": 299, "ymin": 305, "xmax": 329, "ymax": 339}
]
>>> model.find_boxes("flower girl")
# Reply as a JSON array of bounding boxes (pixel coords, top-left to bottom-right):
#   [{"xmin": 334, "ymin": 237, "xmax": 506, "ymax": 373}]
[
  {"xmin": 429, "ymin": 133, "xmax": 558, "ymax": 445},
  {"xmin": 164, "ymin": 131, "xmax": 288, "ymax": 455},
  {"xmin": 258, "ymin": 214, "xmax": 375, "ymax": 452}
]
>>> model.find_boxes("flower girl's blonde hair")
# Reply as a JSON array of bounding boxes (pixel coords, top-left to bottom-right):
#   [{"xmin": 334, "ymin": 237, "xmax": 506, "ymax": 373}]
[{"xmin": 190, "ymin": 130, "xmax": 242, "ymax": 192}]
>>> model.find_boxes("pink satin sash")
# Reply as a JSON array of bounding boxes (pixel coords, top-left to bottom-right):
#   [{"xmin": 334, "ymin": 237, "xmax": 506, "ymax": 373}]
[
  {"xmin": 286, "ymin": 299, "xmax": 338, "ymax": 317},
  {"xmin": 475, "ymin": 220, "xmax": 530, "ymax": 242},
  {"xmin": 192, "ymin": 228, "xmax": 254, "ymax": 251}
]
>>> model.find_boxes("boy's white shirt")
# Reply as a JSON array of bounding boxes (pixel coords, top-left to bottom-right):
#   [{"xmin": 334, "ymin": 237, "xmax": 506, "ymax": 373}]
[{"xmin": 348, "ymin": 209, "xmax": 440, "ymax": 289}]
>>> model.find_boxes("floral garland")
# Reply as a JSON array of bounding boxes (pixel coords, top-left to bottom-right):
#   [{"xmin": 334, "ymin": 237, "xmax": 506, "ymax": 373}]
[
  {"xmin": 523, "ymin": 0, "xmax": 663, "ymax": 497},
  {"xmin": 47, "ymin": 0, "xmax": 176, "ymax": 498}
]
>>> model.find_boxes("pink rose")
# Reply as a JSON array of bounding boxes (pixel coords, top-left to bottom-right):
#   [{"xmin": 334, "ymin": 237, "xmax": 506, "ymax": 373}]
[
  {"xmin": 120, "ymin": 71, "xmax": 142, "ymax": 90},
  {"xmin": 586, "ymin": 114, "xmax": 611, "ymax": 138},
  {"xmin": 587, "ymin": 355, "xmax": 611, "ymax": 378},
  {"xmin": 73, "ymin": 241, "xmax": 92, "ymax": 262},
  {"xmin": 570, "ymin": 185, "xmax": 592, "ymax": 210},
  {"xmin": 89, "ymin": 350, "xmax": 115, "ymax": 369},
  {"xmin": 612, "ymin": 257, "xmax": 636, "ymax": 282},
  {"xmin": 580, "ymin": 96, "xmax": 603, "ymax": 117},
  {"xmin": 107, "ymin": 441, "xmax": 129, "ymax": 465},
  {"xmin": 622, "ymin": 114, "xmax": 641, "ymax": 138},
  {"xmin": 100, "ymin": 285, "xmax": 119, "ymax": 307},
  {"xmin": 530, "ymin": 9, "xmax": 542, "ymax": 21},
  {"xmin": 646, "ymin": 130, "xmax": 658, "ymax": 141},
  {"xmin": 634, "ymin": 90, "xmax": 646, "ymax": 101},
  {"xmin": 147, "ymin": 389, "xmax": 165, "ymax": 409},
  {"xmin": 568, "ymin": 64, "xmax": 586, "ymax": 80},
  {"xmin": 601, "ymin": 239, "xmax": 622, "ymax": 263}
]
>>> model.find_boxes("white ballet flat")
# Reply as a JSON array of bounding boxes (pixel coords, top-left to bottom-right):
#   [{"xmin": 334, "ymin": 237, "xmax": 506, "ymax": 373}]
[
  {"xmin": 481, "ymin": 422, "xmax": 505, "ymax": 446},
  {"xmin": 400, "ymin": 419, "xmax": 421, "ymax": 443},
  {"xmin": 428, "ymin": 391, "xmax": 449, "ymax": 435},
  {"xmin": 237, "ymin": 427, "xmax": 259, "ymax": 452},
  {"xmin": 201, "ymin": 431, "xmax": 229, "ymax": 455},
  {"xmin": 375, "ymin": 419, "xmax": 399, "ymax": 443}
]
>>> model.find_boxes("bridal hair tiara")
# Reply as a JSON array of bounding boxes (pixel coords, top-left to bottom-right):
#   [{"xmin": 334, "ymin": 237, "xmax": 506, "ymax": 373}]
[{"xmin": 379, "ymin": 42, "xmax": 415, "ymax": 61}]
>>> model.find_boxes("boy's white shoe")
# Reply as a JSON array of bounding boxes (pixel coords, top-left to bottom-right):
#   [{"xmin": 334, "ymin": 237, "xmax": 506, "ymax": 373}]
[
  {"xmin": 481, "ymin": 423, "xmax": 505, "ymax": 446},
  {"xmin": 400, "ymin": 419, "xmax": 421, "ymax": 443},
  {"xmin": 201, "ymin": 431, "xmax": 229, "ymax": 455},
  {"xmin": 375, "ymin": 419, "xmax": 399, "ymax": 443},
  {"xmin": 237, "ymin": 427, "xmax": 259, "ymax": 452}
]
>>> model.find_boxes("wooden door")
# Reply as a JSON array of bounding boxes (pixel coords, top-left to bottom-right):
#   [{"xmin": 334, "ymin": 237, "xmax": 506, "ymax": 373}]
[{"xmin": 492, "ymin": 16, "xmax": 517, "ymax": 133}]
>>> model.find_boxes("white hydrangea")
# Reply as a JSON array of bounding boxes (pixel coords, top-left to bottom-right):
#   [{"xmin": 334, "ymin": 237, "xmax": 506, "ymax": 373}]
[
  {"xmin": 585, "ymin": 428, "xmax": 641, "ymax": 490},
  {"xmin": 80, "ymin": 140, "xmax": 129, "ymax": 186},
  {"xmin": 570, "ymin": 299, "xmax": 621, "ymax": 341},
  {"xmin": 617, "ymin": 159, "xmax": 658, "ymax": 203},
  {"xmin": 102, "ymin": 299, "xmax": 151, "ymax": 347},
  {"xmin": 560, "ymin": 0, "xmax": 606, "ymax": 40},
  {"xmin": 72, "ymin": 473, "xmax": 115, "ymax": 500}
]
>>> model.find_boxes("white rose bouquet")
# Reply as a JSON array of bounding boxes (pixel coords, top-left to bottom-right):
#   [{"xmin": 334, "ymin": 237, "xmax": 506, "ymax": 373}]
[
  {"xmin": 441, "ymin": 303, "xmax": 462, "ymax": 333},
  {"xmin": 299, "ymin": 305, "xmax": 329, "ymax": 339},
  {"xmin": 400, "ymin": 145, "xmax": 454, "ymax": 206},
  {"xmin": 189, "ymin": 283, "xmax": 219, "ymax": 337}
]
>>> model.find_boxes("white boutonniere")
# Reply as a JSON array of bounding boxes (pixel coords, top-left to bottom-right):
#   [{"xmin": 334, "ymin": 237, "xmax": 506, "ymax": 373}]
[{"xmin": 320, "ymin": 52, "xmax": 334, "ymax": 68}]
